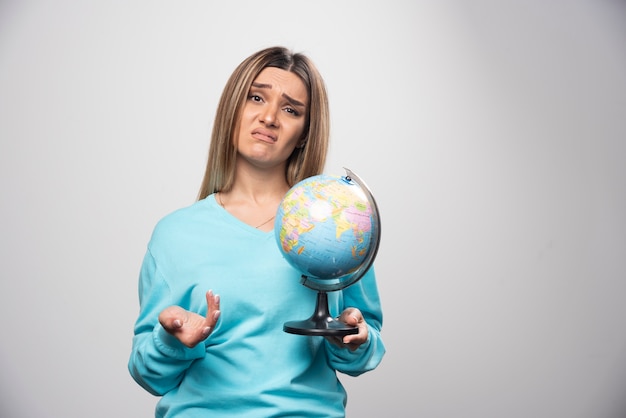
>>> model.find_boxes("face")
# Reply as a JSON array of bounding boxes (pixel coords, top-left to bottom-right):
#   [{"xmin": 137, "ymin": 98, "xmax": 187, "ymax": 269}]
[{"xmin": 236, "ymin": 67, "xmax": 308, "ymax": 169}]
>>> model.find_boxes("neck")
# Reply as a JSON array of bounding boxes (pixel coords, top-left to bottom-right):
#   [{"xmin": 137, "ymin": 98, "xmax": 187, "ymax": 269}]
[
  {"xmin": 229, "ymin": 162, "xmax": 290, "ymax": 202},
  {"xmin": 217, "ymin": 164, "xmax": 288, "ymax": 230}
]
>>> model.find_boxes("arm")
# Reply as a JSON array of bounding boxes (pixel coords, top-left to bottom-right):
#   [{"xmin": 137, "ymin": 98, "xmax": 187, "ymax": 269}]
[
  {"xmin": 325, "ymin": 267, "xmax": 386, "ymax": 376},
  {"xmin": 127, "ymin": 250, "xmax": 219, "ymax": 395}
]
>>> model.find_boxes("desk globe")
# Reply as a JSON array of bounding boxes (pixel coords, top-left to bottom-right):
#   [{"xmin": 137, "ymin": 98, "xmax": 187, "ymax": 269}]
[{"xmin": 274, "ymin": 168, "xmax": 381, "ymax": 336}]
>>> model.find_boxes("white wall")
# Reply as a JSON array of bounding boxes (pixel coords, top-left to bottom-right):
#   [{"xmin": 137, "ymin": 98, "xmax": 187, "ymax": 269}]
[{"xmin": 1, "ymin": 1, "xmax": 625, "ymax": 417}]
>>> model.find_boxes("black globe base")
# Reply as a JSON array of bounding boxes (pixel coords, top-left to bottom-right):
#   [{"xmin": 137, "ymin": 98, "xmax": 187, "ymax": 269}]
[{"xmin": 283, "ymin": 291, "xmax": 358, "ymax": 336}]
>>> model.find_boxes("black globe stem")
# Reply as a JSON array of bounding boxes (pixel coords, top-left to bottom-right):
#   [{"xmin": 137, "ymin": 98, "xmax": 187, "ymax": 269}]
[{"xmin": 311, "ymin": 291, "xmax": 333, "ymax": 325}]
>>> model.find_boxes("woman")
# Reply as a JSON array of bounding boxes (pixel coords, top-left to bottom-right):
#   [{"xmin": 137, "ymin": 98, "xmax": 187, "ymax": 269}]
[{"xmin": 128, "ymin": 46, "xmax": 385, "ymax": 417}]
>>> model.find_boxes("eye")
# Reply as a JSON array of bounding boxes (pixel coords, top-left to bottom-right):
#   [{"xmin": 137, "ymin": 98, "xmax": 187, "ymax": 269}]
[
  {"xmin": 284, "ymin": 107, "xmax": 300, "ymax": 116},
  {"xmin": 248, "ymin": 94, "xmax": 263, "ymax": 103}
]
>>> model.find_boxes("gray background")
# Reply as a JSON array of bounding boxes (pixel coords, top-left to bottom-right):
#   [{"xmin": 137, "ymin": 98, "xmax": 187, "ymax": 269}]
[{"xmin": 1, "ymin": 1, "xmax": 625, "ymax": 417}]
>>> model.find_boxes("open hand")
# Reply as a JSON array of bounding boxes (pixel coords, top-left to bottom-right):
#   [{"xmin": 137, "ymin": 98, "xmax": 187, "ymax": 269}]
[{"xmin": 158, "ymin": 290, "xmax": 221, "ymax": 348}]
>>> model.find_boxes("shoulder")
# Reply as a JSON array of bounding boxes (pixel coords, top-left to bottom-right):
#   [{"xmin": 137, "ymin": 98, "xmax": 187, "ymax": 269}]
[
  {"xmin": 149, "ymin": 197, "xmax": 214, "ymax": 243},
  {"xmin": 157, "ymin": 198, "xmax": 208, "ymax": 225}
]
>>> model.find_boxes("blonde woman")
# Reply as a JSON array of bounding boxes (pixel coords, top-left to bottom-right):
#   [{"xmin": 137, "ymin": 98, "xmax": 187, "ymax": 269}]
[{"xmin": 128, "ymin": 46, "xmax": 385, "ymax": 417}]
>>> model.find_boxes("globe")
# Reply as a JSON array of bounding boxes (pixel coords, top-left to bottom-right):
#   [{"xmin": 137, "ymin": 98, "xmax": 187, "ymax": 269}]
[{"xmin": 274, "ymin": 168, "xmax": 381, "ymax": 336}]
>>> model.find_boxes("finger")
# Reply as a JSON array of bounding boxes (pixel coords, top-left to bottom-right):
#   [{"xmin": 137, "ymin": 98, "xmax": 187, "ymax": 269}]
[
  {"xmin": 342, "ymin": 329, "xmax": 365, "ymax": 345},
  {"xmin": 205, "ymin": 290, "xmax": 221, "ymax": 325},
  {"xmin": 160, "ymin": 316, "xmax": 184, "ymax": 334},
  {"xmin": 342, "ymin": 320, "xmax": 368, "ymax": 347},
  {"xmin": 345, "ymin": 314, "xmax": 360, "ymax": 326},
  {"xmin": 201, "ymin": 326, "xmax": 213, "ymax": 338},
  {"xmin": 339, "ymin": 309, "xmax": 361, "ymax": 326},
  {"xmin": 159, "ymin": 306, "xmax": 186, "ymax": 332},
  {"xmin": 206, "ymin": 290, "xmax": 220, "ymax": 309}
]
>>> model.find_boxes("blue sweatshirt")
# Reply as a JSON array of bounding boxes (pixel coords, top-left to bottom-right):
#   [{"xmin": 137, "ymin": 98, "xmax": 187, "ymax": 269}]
[{"xmin": 128, "ymin": 194, "xmax": 385, "ymax": 417}]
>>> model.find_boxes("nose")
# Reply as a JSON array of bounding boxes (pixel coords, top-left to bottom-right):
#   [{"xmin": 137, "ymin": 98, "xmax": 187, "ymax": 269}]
[{"xmin": 260, "ymin": 104, "xmax": 279, "ymax": 127}]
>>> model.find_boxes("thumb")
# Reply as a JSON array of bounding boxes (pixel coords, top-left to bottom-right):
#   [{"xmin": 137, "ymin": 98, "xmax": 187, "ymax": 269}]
[{"xmin": 340, "ymin": 309, "xmax": 360, "ymax": 326}]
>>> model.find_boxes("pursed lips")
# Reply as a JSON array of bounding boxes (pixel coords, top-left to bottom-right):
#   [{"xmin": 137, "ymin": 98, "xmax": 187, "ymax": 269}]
[{"xmin": 251, "ymin": 128, "xmax": 277, "ymax": 143}]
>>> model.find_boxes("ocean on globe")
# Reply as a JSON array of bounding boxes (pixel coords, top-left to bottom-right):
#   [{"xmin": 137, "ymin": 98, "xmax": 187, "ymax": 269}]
[{"xmin": 274, "ymin": 173, "xmax": 376, "ymax": 282}]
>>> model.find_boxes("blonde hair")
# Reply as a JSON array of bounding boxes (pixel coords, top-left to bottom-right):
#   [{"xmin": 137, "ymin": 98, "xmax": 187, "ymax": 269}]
[{"xmin": 197, "ymin": 46, "xmax": 330, "ymax": 200}]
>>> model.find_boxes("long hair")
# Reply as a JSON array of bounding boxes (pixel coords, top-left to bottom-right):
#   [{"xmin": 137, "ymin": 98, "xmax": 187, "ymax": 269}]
[{"xmin": 197, "ymin": 46, "xmax": 330, "ymax": 200}]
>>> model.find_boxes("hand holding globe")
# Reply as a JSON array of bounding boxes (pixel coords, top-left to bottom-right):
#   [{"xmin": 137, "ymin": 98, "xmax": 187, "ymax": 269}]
[{"xmin": 274, "ymin": 168, "xmax": 381, "ymax": 336}]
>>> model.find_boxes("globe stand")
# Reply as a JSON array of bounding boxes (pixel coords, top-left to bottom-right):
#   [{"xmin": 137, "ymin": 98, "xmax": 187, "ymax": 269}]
[{"xmin": 283, "ymin": 289, "xmax": 358, "ymax": 336}]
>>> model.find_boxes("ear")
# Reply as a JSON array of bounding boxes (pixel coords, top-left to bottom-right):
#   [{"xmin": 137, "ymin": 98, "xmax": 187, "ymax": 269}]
[{"xmin": 297, "ymin": 135, "xmax": 308, "ymax": 149}]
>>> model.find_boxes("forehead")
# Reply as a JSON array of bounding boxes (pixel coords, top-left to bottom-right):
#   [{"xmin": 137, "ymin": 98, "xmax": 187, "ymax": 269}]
[{"xmin": 252, "ymin": 67, "xmax": 308, "ymax": 102}]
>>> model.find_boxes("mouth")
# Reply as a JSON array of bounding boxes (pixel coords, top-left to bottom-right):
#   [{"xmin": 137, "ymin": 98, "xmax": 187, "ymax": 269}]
[{"xmin": 251, "ymin": 128, "xmax": 277, "ymax": 143}]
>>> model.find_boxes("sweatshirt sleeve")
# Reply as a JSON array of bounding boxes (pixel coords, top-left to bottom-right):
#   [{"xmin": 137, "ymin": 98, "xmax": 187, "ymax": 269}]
[
  {"xmin": 127, "ymin": 249, "xmax": 206, "ymax": 396},
  {"xmin": 325, "ymin": 267, "xmax": 386, "ymax": 376}
]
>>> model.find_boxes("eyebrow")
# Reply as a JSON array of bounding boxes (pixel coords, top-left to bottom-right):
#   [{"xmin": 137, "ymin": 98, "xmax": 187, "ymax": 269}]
[{"xmin": 251, "ymin": 82, "xmax": 306, "ymax": 108}]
